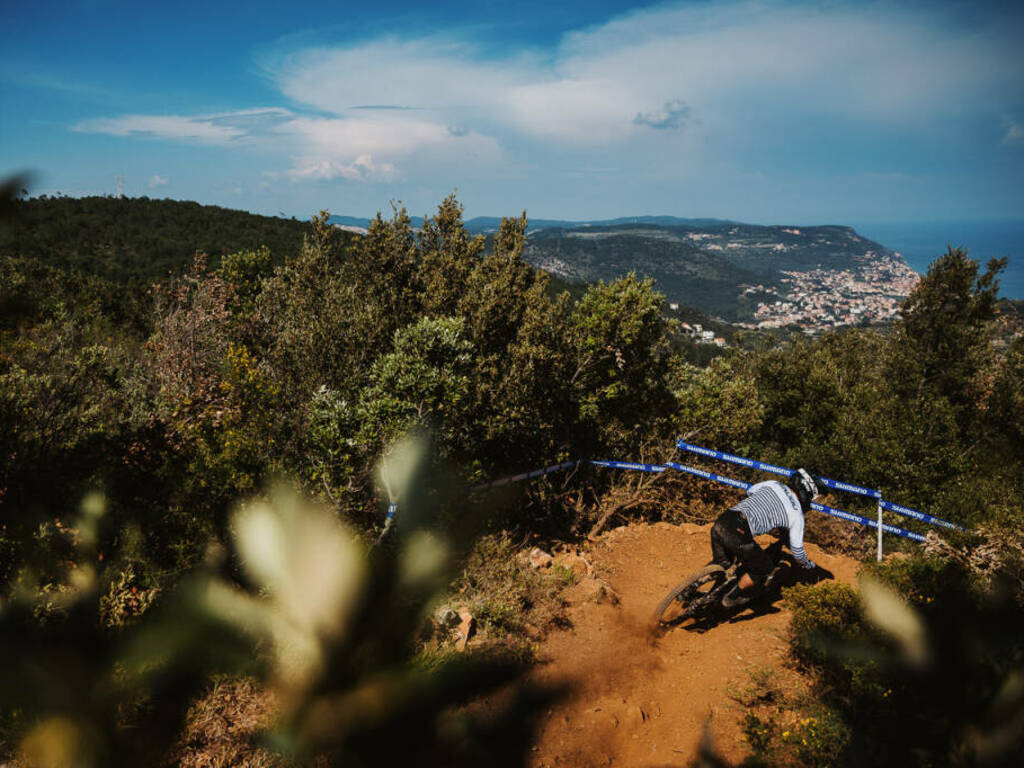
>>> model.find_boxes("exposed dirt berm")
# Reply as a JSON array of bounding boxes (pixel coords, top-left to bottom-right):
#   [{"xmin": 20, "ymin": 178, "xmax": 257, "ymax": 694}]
[{"xmin": 527, "ymin": 521, "xmax": 861, "ymax": 767}]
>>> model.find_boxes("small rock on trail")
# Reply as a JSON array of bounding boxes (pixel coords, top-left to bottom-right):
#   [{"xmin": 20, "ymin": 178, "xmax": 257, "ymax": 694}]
[{"xmin": 527, "ymin": 547, "xmax": 554, "ymax": 569}]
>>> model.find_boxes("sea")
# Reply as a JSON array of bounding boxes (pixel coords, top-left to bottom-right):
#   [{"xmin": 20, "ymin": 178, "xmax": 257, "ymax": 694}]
[{"xmin": 851, "ymin": 220, "xmax": 1024, "ymax": 301}]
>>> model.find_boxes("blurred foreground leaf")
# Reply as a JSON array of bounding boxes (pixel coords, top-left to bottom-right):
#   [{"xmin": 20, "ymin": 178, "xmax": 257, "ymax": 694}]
[{"xmin": 1, "ymin": 433, "xmax": 560, "ymax": 766}]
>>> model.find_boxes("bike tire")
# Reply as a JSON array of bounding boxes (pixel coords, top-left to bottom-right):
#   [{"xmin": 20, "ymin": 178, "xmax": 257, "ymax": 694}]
[{"xmin": 651, "ymin": 564, "xmax": 726, "ymax": 628}]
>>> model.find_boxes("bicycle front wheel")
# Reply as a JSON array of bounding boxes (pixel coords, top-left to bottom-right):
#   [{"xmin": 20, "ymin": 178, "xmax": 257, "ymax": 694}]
[{"xmin": 652, "ymin": 564, "xmax": 726, "ymax": 629}]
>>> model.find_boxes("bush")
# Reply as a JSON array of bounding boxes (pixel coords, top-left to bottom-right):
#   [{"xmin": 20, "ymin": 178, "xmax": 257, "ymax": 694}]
[
  {"xmin": 783, "ymin": 548, "xmax": 1024, "ymax": 766},
  {"xmin": 785, "ymin": 582, "xmax": 864, "ymax": 665}
]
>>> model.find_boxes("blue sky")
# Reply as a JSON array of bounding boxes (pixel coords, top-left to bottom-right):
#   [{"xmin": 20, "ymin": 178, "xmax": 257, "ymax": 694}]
[{"xmin": 2, "ymin": 0, "xmax": 1023, "ymax": 224}]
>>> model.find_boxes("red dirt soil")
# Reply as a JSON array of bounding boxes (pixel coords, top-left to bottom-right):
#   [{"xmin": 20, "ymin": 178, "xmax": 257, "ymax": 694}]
[{"xmin": 526, "ymin": 521, "xmax": 861, "ymax": 767}]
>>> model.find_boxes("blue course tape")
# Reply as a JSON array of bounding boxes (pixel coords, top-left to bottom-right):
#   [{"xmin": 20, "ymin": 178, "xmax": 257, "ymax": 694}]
[
  {"xmin": 589, "ymin": 460, "xmax": 666, "ymax": 473},
  {"xmin": 881, "ymin": 500, "xmax": 963, "ymax": 531},
  {"xmin": 676, "ymin": 441, "xmax": 792, "ymax": 477},
  {"xmin": 666, "ymin": 460, "xmax": 927, "ymax": 542},
  {"xmin": 813, "ymin": 501, "xmax": 926, "ymax": 542},
  {"xmin": 677, "ymin": 440, "xmax": 882, "ymax": 498},
  {"xmin": 666, "ymin": 461, "xmax": 752, "ymax": 490},
  {"xmin": 472, "ymin": 460, "xmax": 580, "ymax": 492},
  {"xmin": 386, "ymin": 502, "xmax": 397, "ymax": 521},
  {"xmin": 817, "ymin": 477, "xmax": 881, "ymax": 500},
  {"xmin": 676, "ymin": 439, "xmax": 962, "ymax": 530},
  {"xmin": 458, "ymin": 448, "xmax": 944, "ymax": 543}
]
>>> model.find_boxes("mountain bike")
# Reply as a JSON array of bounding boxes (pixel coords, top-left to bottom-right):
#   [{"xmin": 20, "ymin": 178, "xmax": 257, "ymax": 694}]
[{"xmin": 652, "ymin": 540, "xmax": 789, "ymax": 632}]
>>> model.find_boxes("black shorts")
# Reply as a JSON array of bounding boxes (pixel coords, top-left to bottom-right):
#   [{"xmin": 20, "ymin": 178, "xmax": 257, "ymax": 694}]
[{"xmin": 710, "ymin": 508, "xmax": 774, "ymax": 580}]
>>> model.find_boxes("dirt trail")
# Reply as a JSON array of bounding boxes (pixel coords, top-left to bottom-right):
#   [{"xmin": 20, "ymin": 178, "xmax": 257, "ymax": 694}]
[{"xmin": 527, "ymin": 521, "xmax": 861, "ymax": 767}]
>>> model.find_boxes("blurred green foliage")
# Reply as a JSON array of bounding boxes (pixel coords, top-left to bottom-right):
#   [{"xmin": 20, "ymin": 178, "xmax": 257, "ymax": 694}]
[
  {"xmin": 777, "ymin": 547, "xmax": 1024, "ymax": 767},
  {"xmin": 0, "ymin": 442, "xmax": 560, "ymax": 766}
]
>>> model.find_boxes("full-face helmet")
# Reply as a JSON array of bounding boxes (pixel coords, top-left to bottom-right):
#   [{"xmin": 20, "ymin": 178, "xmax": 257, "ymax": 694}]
[{"xmin": 788, "ymin": 468, "xmax": 820, "ymax": 511}]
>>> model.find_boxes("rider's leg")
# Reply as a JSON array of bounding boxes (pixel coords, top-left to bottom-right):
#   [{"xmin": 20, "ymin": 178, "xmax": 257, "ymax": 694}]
[
  {"xmin": 710, "ymin": 509, "xmax": 747, "ymax": 568},
  {"xmin": 737, "ymin": 540, "xmax": 773, "ymax": 592}
]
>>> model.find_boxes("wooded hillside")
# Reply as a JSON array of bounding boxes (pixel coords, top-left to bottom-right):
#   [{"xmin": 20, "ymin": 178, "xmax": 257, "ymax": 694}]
[{"xmin": 0, "ymin": 195, "xmax": 319, "ymax": 285}]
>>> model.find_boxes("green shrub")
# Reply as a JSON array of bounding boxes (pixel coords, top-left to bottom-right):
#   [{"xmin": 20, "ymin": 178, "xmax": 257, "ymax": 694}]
[
  {"xmin": 742, "ymin": 711, "xmax": 776, "ymax": 762},
  {"xmin": 786, "ymin": 707, "xmax": 849, "ymax": 767},
  {"xmin": 98, "ymin": 564, "xmax": 160, "ymax": 628},
  {"xmin": 785, "ymin": 582, "xmax": 864, "ymax": 663},
  {"xmin": 783, "ymin": 549, "xmax": 1024, "ymax": 767},
  {"xmin": 1, "ymin": 453, "xmax": 559, "ymax": 767},
  {"xmin": 862, "ymin": 551, "xmax": 960, "ymax": 609}
]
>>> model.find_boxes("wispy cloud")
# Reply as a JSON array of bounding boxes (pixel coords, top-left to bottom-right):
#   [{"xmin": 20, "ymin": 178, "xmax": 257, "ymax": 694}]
[
  {"xmin": 74, "ymin": 108, "xmax": 292, "ymax": 145},
  {"xmin": 1004, "ymin": 122, "xmax": 1024, "ymax": 146},
  {"xmin": 1, "ymin": 70, "xmax": 119, "ymax": 100},
  {"xmin": 347, "ymin": 105, "xmax": 420, "ymax": 111},
  {"xmin": 147, "ymin": 174, "xmax": 169, "ymax": 188},
  {"xmin": 266, "ymin": 1, "xmax": 1020, "ymax": 141},
  {"xmin": 634, "ymin": 100, "xmax": 690, "ymax": 130}
]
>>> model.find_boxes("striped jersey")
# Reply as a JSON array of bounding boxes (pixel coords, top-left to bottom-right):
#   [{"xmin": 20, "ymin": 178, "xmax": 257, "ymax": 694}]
[{"xmin": 732, "ymin": 480, "xmax": 816, "ymax": 569}]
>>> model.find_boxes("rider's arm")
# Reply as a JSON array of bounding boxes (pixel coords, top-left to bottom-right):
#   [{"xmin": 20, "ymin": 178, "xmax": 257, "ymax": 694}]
[{"xmin": 787, "ymin": 514, "xmax": 817, "ymax": 569}]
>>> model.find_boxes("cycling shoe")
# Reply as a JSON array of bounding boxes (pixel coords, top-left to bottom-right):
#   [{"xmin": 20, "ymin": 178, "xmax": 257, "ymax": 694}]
[{"xmin": 721, "ymin": 583, "xmax": 762, "ymax": 609}]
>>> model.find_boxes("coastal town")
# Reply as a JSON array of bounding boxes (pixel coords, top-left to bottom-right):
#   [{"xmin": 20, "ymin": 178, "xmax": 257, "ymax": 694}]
[{"xmin": 735, "ymin": 251, "xmax": 920, "ymax": 333}]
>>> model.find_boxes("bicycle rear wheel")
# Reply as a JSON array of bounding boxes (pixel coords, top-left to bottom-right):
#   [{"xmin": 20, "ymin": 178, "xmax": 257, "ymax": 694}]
[{"xmin": 652, "ymin": 564, "xmax": 727, "ymax": 629}]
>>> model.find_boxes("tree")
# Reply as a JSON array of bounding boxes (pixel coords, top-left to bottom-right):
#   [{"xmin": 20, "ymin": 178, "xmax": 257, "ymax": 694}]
[
  {"xmin": 348, "ymin": 204, "xmax": 423, "ymax": 351},
  {"xmin": 570, "ymin": 273, "xmax": 674, "ymax": 455},
  {"xmin": 257, "ymin": 213, "xmax": 373, "ymax": 401},
  {"xmin": 897, "ymin": 247, "xmax": 1006, "ymax": 416},
  {"xmin": 987, "ymin": 335, "xmax": 1024, "ymax": 466},
  {"xmin": 418, "ymin": 194, "xmax": 486, "ymax": 317},
  {"xmin": 357, "ymin": 316, "xmax": 475, "ymax": 458}
]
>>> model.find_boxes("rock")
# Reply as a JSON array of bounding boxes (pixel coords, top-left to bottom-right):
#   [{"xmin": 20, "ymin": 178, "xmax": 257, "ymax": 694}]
[
  {"xmin": 528, "ymin": 547, "xmax": 554, "ymax": 569},
  {"xmin": 571, "ymin": 576, "xmax": 620, "ymax": 605},
  {"xmin": 434, "ymin": 606, "xmax": 460, "ymax": 628},
  {"xmin": 553, "ymin": 552, "xmax": 591, "ymax": 577},
  {"xmin": 455, "ymin": 608, "xmax": 475, "ymax": 651}
]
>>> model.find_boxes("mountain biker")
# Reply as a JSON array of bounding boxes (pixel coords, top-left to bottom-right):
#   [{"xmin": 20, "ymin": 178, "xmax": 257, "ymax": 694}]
[{"xmin": 711, "ymin": 468, "xmax": 822, "ymax": 608}]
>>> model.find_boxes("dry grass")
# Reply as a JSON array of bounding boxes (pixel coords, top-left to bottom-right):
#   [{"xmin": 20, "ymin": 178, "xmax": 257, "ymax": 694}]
[
  {"xmin": 172, "ymin": 677, "xmax": 284, "ymax": 768},
  {"xmin": 448, "ymin": 532, "xmax": 571, "ymax": 651},
  {"xmin": 804, "ymin": 500, "xmax": 878, "ymax": 561}
]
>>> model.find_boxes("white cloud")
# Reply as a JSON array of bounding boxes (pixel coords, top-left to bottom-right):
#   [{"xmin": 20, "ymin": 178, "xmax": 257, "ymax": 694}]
[
  {"xmin": 147, "ymin": 174, "xmax": 169, "ymax": 188},
  {"xmin": 1004, "ymin": 122, "xmax": 1024, "ymax": 146},
  {"xmin": 74, "ymin": 107, "xmax": 293, "ymax": 145},
  {"xmin": 75, "ymin": 100, "xmax": 500, "ymax": 182},
  {"xmin": 281, "ymin": 155, "xmax": 397, "ymax": 182},
  {"xmin": 72, "ymin": 1, "xmax": 1023, "ymax": 189},
  {"xmin": 278, "ymin": 115, "xmax": 461, "ymax": 158},
  {"xmin": 634, "ymin": 100, "xmax": 690, "ymax": 130},
  {"xmin": 264, "ymin": 1, "xmax": 1019, "ymax": 145},
  {"xmin": 267, "ymin": 114, "xmax": 502, "ymax": 181}
]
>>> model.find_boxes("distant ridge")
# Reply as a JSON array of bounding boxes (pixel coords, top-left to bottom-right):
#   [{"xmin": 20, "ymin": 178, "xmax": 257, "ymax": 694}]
[
  {"xmin": 2, "ymin": 195, "xmax": 317, "ymax": 285},
  {"xmin": 520, "ymin": 221, "xmax": 907, "ymax": 322},
  {"xmin": 328, "ymin": 211, "xmax": 911, "ymax": 321},
  {"xmin": 1, "ymin": 196, "xmax": 917, "ymax": 328},
  {"xmin": 327, "ymin": 213, "xmax": 736, "ymax": 234}
]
